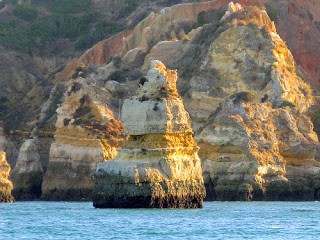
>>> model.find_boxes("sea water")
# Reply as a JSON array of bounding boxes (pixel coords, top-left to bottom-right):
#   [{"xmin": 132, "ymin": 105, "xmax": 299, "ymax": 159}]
[{"xmin": 0, "ymin": 201, "xmax": 319, "ymax": 239}]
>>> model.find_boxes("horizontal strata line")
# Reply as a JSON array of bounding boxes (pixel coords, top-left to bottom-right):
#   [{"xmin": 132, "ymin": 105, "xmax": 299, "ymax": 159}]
[{"xmin": 121, "ymin": 147, "xmax": 199, "ymax": 151}]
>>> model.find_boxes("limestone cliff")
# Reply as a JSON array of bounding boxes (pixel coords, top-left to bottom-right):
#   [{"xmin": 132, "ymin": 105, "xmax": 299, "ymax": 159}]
[
  {"xmin": 93, "ymin": 60, "xmax": 206, "ymax": 208},
  {"xmin": 10, "ymin": 139, "xmax": 44, "ymax": 200},
  {"xmin": 196, "ymin": 5, "xmax": 320, "ymax": 200},
  {"xmin": 7, "ymin": 0, "xmax": 320, "ymax": 201},
  {"xmin": 0, "ymin": 152, "xmax": 14, "ymax": 202},
  {"xmin": 198, "ymin": 99, "xmax": 319, "ymax": 200},
  {"xmin": 0, "ymin": 124, "xmax": 18, "ymax": 167},
  {"xmin": 46, "ymin": 2, "xmax": 319, "ymax": 201},
  {"xmin": 41, "ymin": 77, "xmax": 126, "ymax": 200},
  {"xmin": 0, "ymin": 125, "xmax": 15, "ymax": 202}
]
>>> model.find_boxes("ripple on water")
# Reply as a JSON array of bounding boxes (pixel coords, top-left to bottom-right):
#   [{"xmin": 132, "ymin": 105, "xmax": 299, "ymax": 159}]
[{"xmin": 0, "ymin": 202, "xmax": 320, "ymax": 239}]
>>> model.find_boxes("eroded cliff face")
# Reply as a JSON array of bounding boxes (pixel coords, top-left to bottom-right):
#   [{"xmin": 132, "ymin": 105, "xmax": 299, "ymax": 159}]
[
  {"xmin": 10, "ymin": 139, "xmax": 44, "ymax": 200},
  {"xmin": 9, "ymin": 1, "xmax": 320, "ymax": 201},
  {"xmin": 0, "ymin": 125, "xmax": 18, "ymax": 167},
  {"xmin": 99, "ymin": 2, "xmax": 319, "ymax": 201},
  {"xmin": 41, "ymin": 77, "xmax": 126, "ymax": 200},
  {"xmin": 198, "ymin": 100, "xmax": 319, "ymax": 200},
  {"xmin": 93, "ymin": 60, "xmax": 206, "ymax": 208},
  {"xmin": 0, "ymin": 137, "xmax": 14, "ymax": 202},
  {"xmin": 196, "ymin": 5, "xmax": 320, "ymax": 200},
  {"xmin": 0, "ymin": 125, "xmax": 15, "ymax": 202},
  {"xmin": 0, "ymin": 152, "xmax": 14, "ymax": 202}
]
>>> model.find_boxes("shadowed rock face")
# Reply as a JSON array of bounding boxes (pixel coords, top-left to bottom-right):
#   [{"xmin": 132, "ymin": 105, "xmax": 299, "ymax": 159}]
[
  {"xmin": 10, "ymin": 139, "xmax": 44, "ymax": 200},
  {"xmin": 41, "ymin": 78, "xmax": 126, "ymax": 201},
  {"xmin": 93, "ymin": 60, "xmax": 206, "ymax": 208}
]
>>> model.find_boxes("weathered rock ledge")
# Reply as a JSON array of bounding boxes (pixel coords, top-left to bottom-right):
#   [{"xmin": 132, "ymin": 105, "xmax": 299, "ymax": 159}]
[{"xmin": 93, "ymin": 60, "xmax": 206, "ymax": 208}]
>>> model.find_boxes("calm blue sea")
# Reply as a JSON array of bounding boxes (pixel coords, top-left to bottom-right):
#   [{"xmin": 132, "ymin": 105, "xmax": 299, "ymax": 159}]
[{"xmin": 0, "ymin": 201, "xmax": 319, "ymax": 239}]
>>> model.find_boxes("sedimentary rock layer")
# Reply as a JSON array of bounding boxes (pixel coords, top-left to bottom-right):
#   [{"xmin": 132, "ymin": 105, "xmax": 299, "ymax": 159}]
[
  {"xmin": 196, "ymin": 4, "xmax": 320, "ymax": 201},
  {"xmin": 25, "ymin": 1, "xmax": 320, "ymax": 201},
  {"xmin": 10, "ymin": 139, "xmax": 44, "ymax": 200},
  {"xmin": 41, "ymin": 79, "xmax": 126, "ymax": 200},
  {"xmin": 93, "ymin": 60, "xmax": 206, "ymax": 208},
  {"xmin": 0, "ymin": 152, "xmax": 14, "ymax": 203}
]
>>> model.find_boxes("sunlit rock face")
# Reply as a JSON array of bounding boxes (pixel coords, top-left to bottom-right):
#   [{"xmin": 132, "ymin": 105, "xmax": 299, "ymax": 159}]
[
  {"xmin": 221, "ymin": 1, "xmax": 243, "ymax": 21},
  {"xmin": 0, "ymin": 125, "xmax": 14, "ymax": 202},
  {"xmin": 41, "ymin": 79, "xmax": 126, "ymax": 201},
  {"xmin": 93, "ymin": 60, "xmax": 206, "ymax": 208},
  {"xmin": 196, "ymin": 4, "xmax": 320, "ymax": 201},
  {"xmin": 0, "ymin": 125, "xmax": 18, "ymax": 168},
  {"xmin": 10, "ymin": 138, "xmax": 44, "ymax": 200},
  {"xmin": 0, "ymin": 151, "xmax": 14, "ymax": 203},
  {"xmin": 34, "ymin": 0, "xmax": 320, "ymax": 201}
]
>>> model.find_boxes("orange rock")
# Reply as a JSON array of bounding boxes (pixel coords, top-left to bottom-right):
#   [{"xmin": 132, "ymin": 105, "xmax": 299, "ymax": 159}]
[{"xmin": 55, "ymin": 31, "xmax": 132, "ymax": 82}]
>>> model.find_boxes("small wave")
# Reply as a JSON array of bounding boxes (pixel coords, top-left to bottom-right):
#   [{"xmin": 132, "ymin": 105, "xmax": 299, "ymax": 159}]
[
  {"xmin": 270, "ymin": 226, "xmax": 285, "ymax": 229},
  {"xmin": 292, "ymin": 209, "xmax": 314, "ymax": 212}
]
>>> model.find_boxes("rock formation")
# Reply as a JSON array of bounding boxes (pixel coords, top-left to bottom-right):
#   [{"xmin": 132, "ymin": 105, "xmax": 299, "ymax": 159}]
[
  {"xmin": 10, "ymin": 138, "xmax": 44, "ymax": 200},
  {"xmin": 48, "ymin": 2, "xmax": 320, "ymax": 201},
  {"xmin": 221, "ymin": 1, "xmax": 243, "ymax": 21},
  {"xmin": 0, "ymin": 124, "xmax": 15, "ymax": 202},
  {"xmin": 0, "ymin": 152, "xmax": 14, "ymax": 202},
  {"xmin": 0, "ymin": 124, "xmax": 18, "ymax": 167},
  {"xmin": 195, "ymin": 5, "xmax": 320, "ymax": 200},
  {"xmin": 41, "ymin": 78, "xmax": 126, "ymax": 200},
  {"xmin": 93, "ymin": 60, "xmax": 206, "ymax": 208},
  {"xmin": 3, "ymin": 0, "xmax": 318, "ymax": 201}
]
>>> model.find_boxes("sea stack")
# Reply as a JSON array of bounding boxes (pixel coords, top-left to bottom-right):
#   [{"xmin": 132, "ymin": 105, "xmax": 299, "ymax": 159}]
[{"xmin": 93, "ymin": 60, "xmax": 206, "ymax": 208}]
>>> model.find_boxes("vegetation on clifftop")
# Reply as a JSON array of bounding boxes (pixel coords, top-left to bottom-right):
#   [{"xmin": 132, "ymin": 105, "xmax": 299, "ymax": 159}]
[{"xmin": 0, "ymin": 0, "xmax": 123, "ymax": 52}]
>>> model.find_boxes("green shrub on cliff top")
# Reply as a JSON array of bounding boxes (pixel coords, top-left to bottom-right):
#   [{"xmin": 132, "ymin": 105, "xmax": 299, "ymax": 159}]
[
  {"xmin": 264, "ymin": 3, "xmax": 277, "ymax": 22},
  {"xmin": 279, "ymin": 100, "xmax": 295, "ymax": 109},
  {"xmin": 0, "ymin": 22, "xmax": 33, "ymax": 51},
  {"xmin": 75, "ymin": 21, "xmax": 123, "ymax": 51},
  {"xmin": 32, "ymin": 0, "xmax": 93, "ymax": 14},
  {"xmin": 12, "ymin": 4, "xmax": 38, "ymax": 21},
  {"xmin": 0, "ymin": 12, "xmax": 97, "ymax": 51},
  {"xmin": 197, "ymin": 11, "xmax": 207, "ymax": 26},
  {"xmin": 30, "ymin": 13, "xmax": 95, "ymax": 41},
  {"xmin": 0, "ymin": 0, "xmax": 113, "ymax": 52},
  {"xmin": 233, "ymin": 92, "xmax": 257, "ymax": 104},
  {"xmin": 108, "ymin": 70, "xmax": 126, "ymax": 83},
  {"xmin": 117, "ymin": 0, "xmax": 139, "ymax": 19},
  {"xmin": 0, "ymin": 91, "xmax": 9, "ymax": 113}
]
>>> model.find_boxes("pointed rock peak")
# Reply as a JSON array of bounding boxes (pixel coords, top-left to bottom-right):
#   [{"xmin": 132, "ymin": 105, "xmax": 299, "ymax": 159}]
[
  {"xmin": 139, "ymin": 60, "xmax": 179, "ymax": 100},
  {"xmin": 221, "ymin": 2, "xmax": 243, "ymax": 21},
  {"xmin": 228, "ymin": 1, "xmax": 243, "ymax": 13},
  {"xmin": 149, "ymin": 60, "xmax": 167, "ymax": 77}
]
